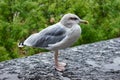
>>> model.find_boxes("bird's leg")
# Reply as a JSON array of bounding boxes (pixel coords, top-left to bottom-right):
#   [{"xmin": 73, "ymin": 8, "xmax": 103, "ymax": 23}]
[{"xmin": 54, "ymin": 50, "xmax": 66, "ymax": 71}]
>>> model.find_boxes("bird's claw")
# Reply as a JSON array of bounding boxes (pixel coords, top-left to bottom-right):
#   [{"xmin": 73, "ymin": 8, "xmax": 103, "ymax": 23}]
[
  {"xmin": 58, "ymin": 62, "xmax": 66, "ymax": 67},
  {"xmin": 55, "ymin": 62, "xmax": 67, "ymax": 71}
]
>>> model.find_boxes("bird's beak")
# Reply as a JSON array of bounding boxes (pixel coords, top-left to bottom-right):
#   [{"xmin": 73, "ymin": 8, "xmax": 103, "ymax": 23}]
[{"xmin": 79, "ymin": 19, "xmax": 89, "ymax": 24}]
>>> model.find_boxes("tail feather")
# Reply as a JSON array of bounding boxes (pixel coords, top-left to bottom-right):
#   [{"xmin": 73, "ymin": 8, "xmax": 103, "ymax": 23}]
[{"xmin": 18, "ymin": 42, "xmax": 24, "ymax": 47}]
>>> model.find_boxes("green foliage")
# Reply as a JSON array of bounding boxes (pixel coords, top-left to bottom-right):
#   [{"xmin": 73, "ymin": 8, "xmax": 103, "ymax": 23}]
[
  {"xmin": 0, "ymin": 47, "xmax": 10, "ymax": 61},
  {"xmin": 0, "ymin": 0, "xmax": 120, "ymax": 61}
]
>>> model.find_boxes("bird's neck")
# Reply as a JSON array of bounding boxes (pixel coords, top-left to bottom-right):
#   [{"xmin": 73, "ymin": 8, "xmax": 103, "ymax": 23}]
[{"xmin": 60, "ymin": 22, "xmax": 75, "ymax": 28}]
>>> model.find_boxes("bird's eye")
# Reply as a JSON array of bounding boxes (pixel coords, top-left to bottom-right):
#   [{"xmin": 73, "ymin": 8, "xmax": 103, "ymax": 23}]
[{"xmin": 69, "ymin": 17, "xmax": 78, "ymax": 20}]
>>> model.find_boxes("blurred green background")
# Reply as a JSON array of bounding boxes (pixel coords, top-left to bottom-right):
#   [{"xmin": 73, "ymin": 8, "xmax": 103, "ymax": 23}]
[{"xmin": 0, "ymin": 0, "xmax": 120, "ymax": 62}]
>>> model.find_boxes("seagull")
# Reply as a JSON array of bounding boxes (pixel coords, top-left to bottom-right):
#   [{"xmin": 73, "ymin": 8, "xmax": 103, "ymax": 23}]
[{"xmin": 18, "ymin": 13, "xmax": 88, "ymax": 71}]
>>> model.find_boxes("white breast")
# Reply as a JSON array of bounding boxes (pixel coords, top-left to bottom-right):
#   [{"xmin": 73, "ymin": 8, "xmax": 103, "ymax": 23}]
[{"xmin": 63, "ymin": 24, "xmax": 81, "ymax": 47}]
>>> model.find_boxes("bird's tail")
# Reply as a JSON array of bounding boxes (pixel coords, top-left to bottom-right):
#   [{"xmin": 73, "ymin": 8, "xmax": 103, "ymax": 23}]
[{"xmin": 18, "ymin": 42, "xmax": 25, "ymax": 47}]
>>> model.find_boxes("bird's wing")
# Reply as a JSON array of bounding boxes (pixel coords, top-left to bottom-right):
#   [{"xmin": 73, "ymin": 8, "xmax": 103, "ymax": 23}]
[{"xmin": 23, "ymin": 23, "xmax": 66, "ymax": 48}]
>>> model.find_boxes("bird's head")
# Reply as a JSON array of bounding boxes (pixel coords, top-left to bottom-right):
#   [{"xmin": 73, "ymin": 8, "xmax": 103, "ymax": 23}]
[{"xmin": 60, "ymin": 13, "xmax": 88, "ymax": 27}]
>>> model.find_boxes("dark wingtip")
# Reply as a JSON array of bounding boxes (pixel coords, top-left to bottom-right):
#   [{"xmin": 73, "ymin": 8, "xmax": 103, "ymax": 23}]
[{"xmin": 18, "ymin": 42, "xmax": 24, "ymax": 47}]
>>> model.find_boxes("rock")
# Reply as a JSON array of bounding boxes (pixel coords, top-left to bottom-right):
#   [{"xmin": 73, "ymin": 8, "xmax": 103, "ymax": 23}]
[{"xmin": 0, "ymin": 38, "xmax": 120, "ymax": 80}]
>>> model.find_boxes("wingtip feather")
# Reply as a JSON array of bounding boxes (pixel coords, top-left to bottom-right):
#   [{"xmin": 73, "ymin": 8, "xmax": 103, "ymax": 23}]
[{"xmin": 18, "ymin": 42, "xmax": 24, "ymax": 47}]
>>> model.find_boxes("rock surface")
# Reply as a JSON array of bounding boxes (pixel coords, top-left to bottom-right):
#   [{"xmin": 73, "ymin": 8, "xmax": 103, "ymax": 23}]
[{"xmin": 0, "ymin": 38, "xmax": 120, "ymax": 80}]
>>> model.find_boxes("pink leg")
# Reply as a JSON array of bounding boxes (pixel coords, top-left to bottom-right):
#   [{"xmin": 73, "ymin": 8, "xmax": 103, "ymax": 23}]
[{"xmin": 54, "ymin": 50, "xmax": 66, "ymax": 71}]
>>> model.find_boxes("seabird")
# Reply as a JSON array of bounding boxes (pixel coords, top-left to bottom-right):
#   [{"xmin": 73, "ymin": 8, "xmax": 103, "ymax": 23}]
[{"xmin": 18, "ymin": 13, "xmax": 88, "ymax": 71}]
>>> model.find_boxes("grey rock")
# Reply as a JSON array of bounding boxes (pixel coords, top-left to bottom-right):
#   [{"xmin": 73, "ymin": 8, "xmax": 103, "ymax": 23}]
[{"xmin": 0, "ymin": 38, "xmax": 120, "ymax": 80}]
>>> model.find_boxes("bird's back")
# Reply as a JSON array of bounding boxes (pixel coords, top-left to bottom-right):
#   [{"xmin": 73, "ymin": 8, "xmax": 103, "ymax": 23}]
[{"xmin": 23, "ymin": 23, "xmax": 66, "ymax": 49}]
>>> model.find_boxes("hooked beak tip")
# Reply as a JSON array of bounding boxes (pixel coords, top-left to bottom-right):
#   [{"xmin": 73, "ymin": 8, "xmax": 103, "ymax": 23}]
[
  {"xmin": 84, "ymin": 21, "xmax": 89, "ymax": 24},
  {"xmin": 80, "ymin": 20, "xmax": 89, "ymax": 24}
]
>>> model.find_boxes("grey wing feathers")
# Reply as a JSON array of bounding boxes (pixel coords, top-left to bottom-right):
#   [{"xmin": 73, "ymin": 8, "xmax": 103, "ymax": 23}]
[
  {"xmin": 23, "ymin": 24, "xmax": 66, "ymax": 48},
  {"xmin": 23, "ymin": 33, "xmax": 40, "ymax": 46}
]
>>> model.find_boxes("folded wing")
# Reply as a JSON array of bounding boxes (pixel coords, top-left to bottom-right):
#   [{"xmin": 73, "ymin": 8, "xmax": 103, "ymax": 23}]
[{"xmin": 23, "ymin": 24, "xmax": 66, "ymax": 48}]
